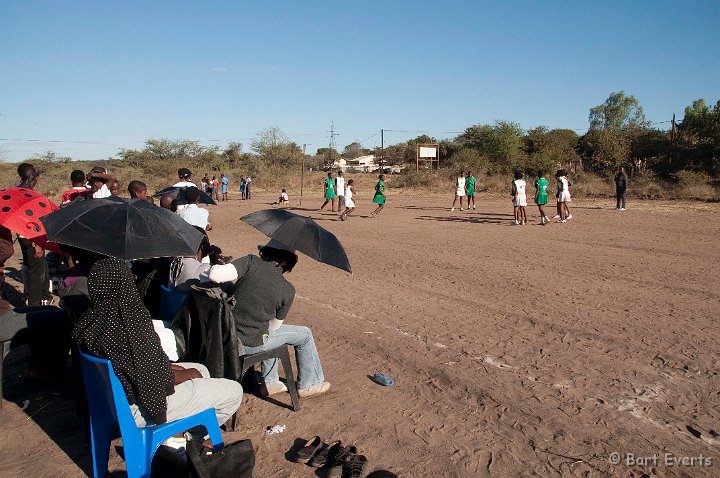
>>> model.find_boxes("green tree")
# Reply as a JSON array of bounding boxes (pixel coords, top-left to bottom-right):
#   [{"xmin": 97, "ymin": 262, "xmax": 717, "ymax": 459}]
[
  {"xmin": 251, "ymin": 127, "xmax": 302, "ymax": 169},
  {"xmin": 524, "ymin": 127, "xmax": 580, "ymax": 175},
  {"xmin": 577, "ymin": 130, "xmax": 630, "ymax": 173},
  {"xmin": 457, "ymin": 121, "xmax": 525, "ymax": 173},
  {"xmin": 342, "ymin": 142, "xmax": 370, "ymax": 159},
  {"xmin": 589, "ymin": 91, "xmax": 649, "ymax": 131}
]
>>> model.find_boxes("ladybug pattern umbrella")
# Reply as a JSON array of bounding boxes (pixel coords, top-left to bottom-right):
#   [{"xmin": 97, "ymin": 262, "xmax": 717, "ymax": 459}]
[{"xmin": 0, "ymin": 188, "xmax": 61, "ymax": 251}]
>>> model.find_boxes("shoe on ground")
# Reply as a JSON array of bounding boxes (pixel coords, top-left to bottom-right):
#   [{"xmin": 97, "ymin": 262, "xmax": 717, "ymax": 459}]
[
  {"xmin": 450, "ymin": 207, "xmax": 455, "ymax": 211},
  {"xmin": 513, "ymin": 220, "xmax": 520, "ymax": 225},
  {"xmin": 345, "ymin": 454, "xmax": 369, "ymax": 478},
  {"xmin": 557, "ymin": 219, "xmax": 566, "ymax": 223},
  {"xmin": 298, "ymin": 381, "xmax": 330, "ymax": 398},
  {"xmin": 472, "ymin": 205, "xmax": 476, "ymax": 209},
  {"xmin": 327, "ymin": 445, "xmax": 357, "ymax": 478},
  {"xmin": 521, "ymin": 220, "xmax": 526, "ymax": 225},
  {"xmin": 261, "ymin": 381, "xmax": 288, "ymax": 396},
  {"xmin": 620, "ymin": 208, "xmax": 626, "ymax": 211},
  {"xmin": 552, "ymin": 214, "xmax": 560, "ymax": 219},
  {"xmin": 566, "ymin": 214, "xmax": 573, "ymax": 220}
]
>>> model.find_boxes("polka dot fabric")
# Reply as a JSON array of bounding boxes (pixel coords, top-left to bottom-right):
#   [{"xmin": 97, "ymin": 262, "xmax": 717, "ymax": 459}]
[{"xmin": 72, "ymin": 257, "xmax": 175, "ymax": 424}]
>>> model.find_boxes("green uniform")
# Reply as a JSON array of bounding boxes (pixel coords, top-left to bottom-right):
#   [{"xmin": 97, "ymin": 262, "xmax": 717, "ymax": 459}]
[
  {"xmin": 535, "ymin": 177, "xmax": 549, "ymax": 205},
  {"xmin": 372, "ymin": 180, "xmax": 385, "ymax": 205},
  {"xmin": 466, "ymin": 176, "xmax": 476, "ymax": 196},
  {"xmin": 324, "ymin": 178, "xmax": 336, "ymax": 199}
]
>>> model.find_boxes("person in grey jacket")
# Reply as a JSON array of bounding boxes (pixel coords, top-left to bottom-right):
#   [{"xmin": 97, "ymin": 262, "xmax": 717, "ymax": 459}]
[{"xmin": 615, "ymin": 166, "xmax": 628, "ymax": 210}]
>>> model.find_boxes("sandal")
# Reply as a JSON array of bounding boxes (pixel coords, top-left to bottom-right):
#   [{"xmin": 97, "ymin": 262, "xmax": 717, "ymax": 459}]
[
  {"xmin": 294, "ymin": 436, "xmax": 323, "ymax": 464},
  {"xmin": 326, "ymin": 444, "xmax": 357, "ymax": 478},
  {"xmin": 309, "ymin": 440, "xmax": 341, "ymax": 467},
  {"xmin": 345, "ymin": 454, "xmax": 369, "ymax": 478}
]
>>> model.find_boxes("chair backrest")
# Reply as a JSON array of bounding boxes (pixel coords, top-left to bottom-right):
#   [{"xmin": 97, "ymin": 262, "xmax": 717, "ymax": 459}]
[
  {"xmin": 159, "ymin": 284, "xmax": 190, "ymax": 322},
  {"xmin": 78, "ymin": 350, "xmax": 141, "ymax": 443}
]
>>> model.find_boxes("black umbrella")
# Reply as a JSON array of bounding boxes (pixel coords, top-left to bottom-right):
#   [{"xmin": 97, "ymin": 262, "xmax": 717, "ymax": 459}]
[
  {"xmin": 153, "ymin": 186, "xmax": 217, "ymax": 205},
  {"xmin": 240, "ymin": 209, "xmax": 352, "ymax": 273},
  {"xmin": 40, "ymin": 196, "xmax": 205, "ymax": 260}
]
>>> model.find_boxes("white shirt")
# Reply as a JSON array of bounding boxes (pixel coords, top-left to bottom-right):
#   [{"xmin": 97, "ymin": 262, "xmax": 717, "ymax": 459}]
[
  {"xmin": 93, "ymin": 184, "xmax": 111, "ymax": 199},
  {"xmin": 514, "ymin": 179, "xmax": 526, "ymax": 197},
  {"xmin": 336, "ymin": 177, "xmax": 345, "ymax": 195},
  {"xmin": 177, "ymin": 204, "xmax": 209, "ymax": 229},
  {"xmin": 172, "ymin": 181, "xmax": 197, "ymax": 188}
]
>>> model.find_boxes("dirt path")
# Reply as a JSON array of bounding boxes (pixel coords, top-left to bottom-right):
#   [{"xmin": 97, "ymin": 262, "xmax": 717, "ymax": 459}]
[{"xmin": 1, "ymin": 193, "xmax": 719, "ymax": 477}]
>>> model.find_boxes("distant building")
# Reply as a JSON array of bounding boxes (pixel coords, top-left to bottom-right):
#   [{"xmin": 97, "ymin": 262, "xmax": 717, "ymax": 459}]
[{"xmin": 334, "ymin": 155, "xmax": 403, "ymax": 173}]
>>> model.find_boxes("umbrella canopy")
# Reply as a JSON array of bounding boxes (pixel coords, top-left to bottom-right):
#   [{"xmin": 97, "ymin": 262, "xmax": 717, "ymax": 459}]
[
  {"xmin": 153, "ymin": 186, "xmax": 216, "ymax": 205},
  {"xmin": 240, "ymin": 209, "xmax": 352, "ymax": 273},
  {"xmin": 0, "ymin": 187, "xmax": 63, "ymax": 252},
  {"xmin": 40, "ymin": 196, "xmax": 205, "ymax": 260}
]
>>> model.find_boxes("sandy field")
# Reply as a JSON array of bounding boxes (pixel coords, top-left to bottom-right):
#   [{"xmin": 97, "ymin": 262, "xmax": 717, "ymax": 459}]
[{"xmin": 1, "ymin": 191, "xmax": 719, "ymax": 477}]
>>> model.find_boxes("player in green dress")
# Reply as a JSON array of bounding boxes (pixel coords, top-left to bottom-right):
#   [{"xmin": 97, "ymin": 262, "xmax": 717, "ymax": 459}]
[
  {"xmin": 320, "ymin": 171, "xmax": 337, "ymax": 211},
  {"xmin": 465, "ymin": 171, "xmax": 477, "ymax": 210},
  {"xmin": 371, "ymin": 174, "xmax": 386, "ymax": 217},
  {"xmin": 534, "ymin": 171, "xmax": 551, "ymax": 225}
]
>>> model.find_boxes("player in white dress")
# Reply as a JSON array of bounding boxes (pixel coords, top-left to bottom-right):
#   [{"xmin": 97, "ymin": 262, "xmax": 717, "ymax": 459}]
[
  {"xmin": 450, "ymin": 171, "xmax": 466, "ymax": 211},
  {"xmin": 511, "ymin": 171, "xmax": 528, "ymax": 225},
  {"xmin": 339, "ymin": 179, "xmax": 355, "ymax": 221}
]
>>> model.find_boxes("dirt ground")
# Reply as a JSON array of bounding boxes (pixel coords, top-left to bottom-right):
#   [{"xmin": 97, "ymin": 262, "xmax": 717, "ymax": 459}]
[{"xmin": 1, "ymin": 192, "xmax": 719, "ymax": 477}]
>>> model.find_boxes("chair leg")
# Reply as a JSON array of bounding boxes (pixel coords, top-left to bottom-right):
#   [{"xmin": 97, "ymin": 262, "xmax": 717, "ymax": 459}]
[
  {"xmin": 0, "ymin": 341, "xmax": 7, "ymax": 408},
  {"xmin": 278, "ymin": 347, "xmax": 301, "ymax": 412},
  {"xmin": 88, "ymin": 418, "xmax": 113, "ymax": 478}
]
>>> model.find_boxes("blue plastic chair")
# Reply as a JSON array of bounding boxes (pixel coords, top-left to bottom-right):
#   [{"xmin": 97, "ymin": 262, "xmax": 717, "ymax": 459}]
[
  {"xmin": 78, "ymin": 350, "xmax": 224, "ymax": 478},
  {"xmin": 159, "ymin": 285, "xmax": 190, "ymax": 322}
]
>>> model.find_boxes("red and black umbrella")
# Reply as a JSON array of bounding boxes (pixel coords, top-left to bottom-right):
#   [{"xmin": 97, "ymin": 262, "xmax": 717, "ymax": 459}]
[{"xmin": 0, "ymin": 187, "xmax": 62, "ymax": 252}]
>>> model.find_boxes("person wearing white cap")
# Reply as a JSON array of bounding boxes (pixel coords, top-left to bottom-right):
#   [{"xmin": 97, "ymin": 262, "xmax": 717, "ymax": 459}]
[{"xmin": 209, "ymin": 240, "xmax": 330, "ymax": 398}]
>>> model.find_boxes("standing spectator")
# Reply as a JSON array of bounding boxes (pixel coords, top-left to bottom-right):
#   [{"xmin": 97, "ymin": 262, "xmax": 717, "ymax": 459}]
[
  {"xmin": 245, "ymin": 176, "xmax": 252, "ymax": 199},
  {"xmin": 221, "ymin": 174, "xmax": 229, "ymax": 202},
  {"xmin": 128, "ymin": 180, "xmax": 148, "ymax": 200},
  {"xmin": 615, "ymin": 166, "xmax": 628, "ymax": 211},
  {"xmin": 61, "ymin": 170, "xmax": 90, "ymax": 205},
  {"xmin": 16, "ymin": 163, "xmax": 53, "ymax": 305},
  {"xmin": 211, "ymin": 176, "xmax": 220, "ymax": 201},
  {"xmin": 87, "ymin": 167, "xmax": 115, "ymax": 198},
  {"xmin": 239, "ymin": 176, "xmax": 246, "ymax": 200}
]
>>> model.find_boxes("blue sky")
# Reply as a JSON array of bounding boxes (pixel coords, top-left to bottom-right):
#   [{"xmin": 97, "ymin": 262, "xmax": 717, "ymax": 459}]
[{"xmin": 1, "ymin": 1, "xmax": 718, "ymax": 162}]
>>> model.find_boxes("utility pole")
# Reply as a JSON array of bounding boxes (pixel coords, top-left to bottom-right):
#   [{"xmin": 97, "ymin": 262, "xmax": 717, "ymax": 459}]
[
  {"xmin": 380, "ymin": 129, "xmax": 384, "ymax": 170},
  {"xmin": 300, "ymin": 144, "xmax": 306, "ymax": 206}
]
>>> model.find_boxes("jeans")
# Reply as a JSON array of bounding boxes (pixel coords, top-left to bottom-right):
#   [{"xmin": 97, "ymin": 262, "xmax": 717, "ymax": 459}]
[
  {"xmin": 131, "ymin": 362, "xmax": 243, "ymax": 429},
  {"xmin": 616, "ymin": 189, "xmax": 627, "ymax": 209},
  {"xmin": 242, "ymin": 324, "xmax": 324, "ymax": 390}
]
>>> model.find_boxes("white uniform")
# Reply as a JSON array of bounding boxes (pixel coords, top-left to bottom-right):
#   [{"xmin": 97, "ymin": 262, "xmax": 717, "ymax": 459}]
[
  {"xmin": 456, "ymin": 177, "xmax": 466, "ymax": 197},
  {"xmin": 336, "ymin": 176, "xmax": 345, "ymax": 198},
  {"xmin": 513, "ymin": 179, "xmax": 527, "ymax": 207},
  {"xmin": 558, "ymin": 177, "xmax": 571, "ymax": 203},
  {"xmin": 344, "ymin": 187, "xmax": 355, "ymax": 208}
]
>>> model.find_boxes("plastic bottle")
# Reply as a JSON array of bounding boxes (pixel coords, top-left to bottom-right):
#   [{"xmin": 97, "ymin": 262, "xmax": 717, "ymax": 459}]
[{"xmin": 372, "ymin": 371, "xmax": 394, "ymax": 386}]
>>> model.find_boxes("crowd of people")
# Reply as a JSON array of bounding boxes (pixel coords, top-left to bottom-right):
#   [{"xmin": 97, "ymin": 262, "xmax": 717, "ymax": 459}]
[{"xmin": 0, "ymin": 163, "xmax": 331, "ymax": 465}]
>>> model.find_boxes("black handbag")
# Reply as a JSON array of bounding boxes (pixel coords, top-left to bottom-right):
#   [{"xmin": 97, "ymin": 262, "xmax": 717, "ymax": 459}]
[{"xmin": 187, "ymin": 439, "xmax": 255, "ymax": 478}]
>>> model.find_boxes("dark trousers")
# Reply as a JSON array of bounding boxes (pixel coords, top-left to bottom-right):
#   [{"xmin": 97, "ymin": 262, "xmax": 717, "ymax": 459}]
[
  {"xmin": 0, "ymin": 237, "xmax": 14, "ymax": 295},
  {"xmin": 246, "ymin": 185, "xmax": 251, "ymax": 199},
  {"xmin": 616, "ymin": 189, "xmax": 627, "ymax": 209},
  {"xmin": 18, "ymin": 238, "xmax": 52, "ymax": 306},
  {"xmin": 0, "ymin": 306, "xmax": 70, "ymax": 374}
]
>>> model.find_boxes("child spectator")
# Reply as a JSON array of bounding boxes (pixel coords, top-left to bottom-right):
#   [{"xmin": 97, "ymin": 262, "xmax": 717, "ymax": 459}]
[
  {"xmin": 61, "ymin": 170, "xmax": 90, "ymax": 205},
  {"xmin": 339, "ymin": 179, "xmax": 355, "ymax": 221},
  {"xmin": 128, "ymin": 180, "xmax": 148, "ymax": 200},
  {"xmin": 534, "ymin": 171, "xmax": 551, "ymax": 225},
  {"xmin": 511, "ymin": 171, "xmax": 527, "ymax": 225},
  {"xmin": 278, "ymin": 189, "xmax": 289, "ymax": 206},
  {"xmin": 109, "ymin": 179, "xmax": 122, "ymax": 196},
  {"xmin": 221, "ymin": 174, "xmax": 229, "ymax": 201},
  {"xmin": 87, "ymin": 167, "xmax": 115, "ymax": 198}
]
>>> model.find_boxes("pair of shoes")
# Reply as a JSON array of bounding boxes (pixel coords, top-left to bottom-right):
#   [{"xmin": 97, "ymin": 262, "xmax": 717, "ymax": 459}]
[
  {"xmin": 327, "ymin": 445, "xmax": 369, "ymax": 478},
  {"xmin": 309, "ymin": 440, "xmax": 342, "ymax": 467},
  {"xmin": 261, "ymin": 381, "xmax": 288, "ymax": 396},
  {"xmin": 298, "ymin": 381, "xmax": 330, "ymax": 398},
  {"xmin": 450, "ymin": 207, "xmax": 455, "ymax": 211},
  {"xmin": 294, "ymin": 436, "xmax": 324, "ymax": 464}
]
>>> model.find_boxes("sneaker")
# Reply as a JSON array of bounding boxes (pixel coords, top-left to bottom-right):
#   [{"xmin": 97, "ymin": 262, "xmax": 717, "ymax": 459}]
[
  {"xmin": 460, "ymin": 208, "xmax": 464, "ymax": 211},
  {"xmin": 450, "ymin": 207, "xmax": 455, "ymax": 211},
  {"xmin": 544, "ymin": 216, "xmax": 551, "ymax": 223},
  {"xmin": 298, "ymin": 381, "xmax": 330, "ymax": 398},
  {"xmin": 552, "ymin": 214, "xmax": 560, "ymax": 219},
  {"xmin": 540, "ymin": 217, "xmax": 545, "ymax": 225},
  {"xmin": 521, "ymin": 220, "xmax": 526, "ymax": 225},
  {"xmin": 472, "ymin": 205, "xmax": 476, "ymax": 209},
  {"xmin": 345, "ymin": 454, "xmax": 369, "ymax": 478},
  {"xmin": 513, "ymin": 220, "xmax": 520, "ymax": 225},
  {"xmin": 620, "ymin": 208, "xmax": 626, "ymax": 211},
  {"xmin": 261, "ymin": 381, "xmax": 288, "ymax": 396},
  {"xmin": 557, "ymin": 219, "xmax": 566, "ymax": 223},
  {"xmin": 566, "ymin": 214, "xmax": 573, "ymax": 220}
]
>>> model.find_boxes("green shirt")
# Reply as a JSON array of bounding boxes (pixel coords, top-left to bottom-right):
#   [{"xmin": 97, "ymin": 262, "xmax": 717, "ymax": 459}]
[
  {"xmin": 535, "ymin": 177, "xmax": 549, "ymax": 196},
  {"xmin": 466, "ymin": 176, "xmax": 476, "ymax": 193}
]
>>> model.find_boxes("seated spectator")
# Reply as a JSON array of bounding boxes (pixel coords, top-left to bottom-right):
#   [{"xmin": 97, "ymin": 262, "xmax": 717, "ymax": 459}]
[
  {"xmin": 212, "ymin": 242, "xmax": 330, "ymax": 398},
  {"xmin": 72, "ymin": 257, "xmax": 242, "ymax": 431},
  {"xmin": 177, "ymin": 187, "xmax": 212, "ymax": 231},
  {"xmin": 61, "ymin": 170, "xmax": 90, "ymax": 205},
  {"xmin": 128, "ymin": 180, "xmax": 148, "ymax": 200},
  {"xmin": 160, "ymin": 194, "xmax": 178, "ymax": 212},
  {"xmin": 169, "ymin": 227, "xmax": 235, "ymax": 291}
]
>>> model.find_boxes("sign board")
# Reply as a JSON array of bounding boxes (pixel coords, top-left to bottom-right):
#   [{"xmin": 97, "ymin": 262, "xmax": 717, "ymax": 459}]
[{"xmin": 419, "ymin": 147, "xmax": 437, "ymax": 158}]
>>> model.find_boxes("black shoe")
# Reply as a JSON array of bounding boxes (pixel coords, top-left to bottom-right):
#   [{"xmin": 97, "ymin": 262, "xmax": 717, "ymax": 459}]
[
  {"xmin": 345, "ymin": 454, "xmax": 368, "ymax": 478},
  {"xmin": 309, "ymin": 440, "xmax": 341, "ymax": 467},
  {"xmin": 327, "ymin": 445, "xmax": 356, "ymax": 478}
]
